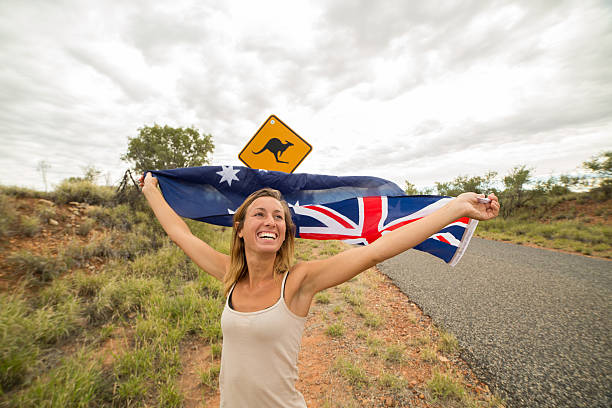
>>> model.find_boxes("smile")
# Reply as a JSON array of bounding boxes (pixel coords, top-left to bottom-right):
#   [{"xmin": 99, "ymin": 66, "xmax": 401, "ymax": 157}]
[{"xmin": 257, "ymin": 231, "xmax": 278, "ymax": 240}]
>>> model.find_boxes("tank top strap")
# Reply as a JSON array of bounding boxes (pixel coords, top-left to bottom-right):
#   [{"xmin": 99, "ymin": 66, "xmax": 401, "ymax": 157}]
[{"xmin": 281, "ymin": 270, "xmax": 289, "ymax": 300}]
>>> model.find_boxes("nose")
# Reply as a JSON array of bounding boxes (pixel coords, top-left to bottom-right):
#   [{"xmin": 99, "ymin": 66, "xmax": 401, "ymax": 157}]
[{"xmin": 264, "ymin": 213, "xmax": 275, "ymax": 225}]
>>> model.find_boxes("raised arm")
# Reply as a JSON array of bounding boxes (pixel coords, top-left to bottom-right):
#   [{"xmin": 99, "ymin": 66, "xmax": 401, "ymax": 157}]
[
  {"xmin": 297, "ymin": 192, "xmax": 499, "ymax": 295},
  {"xmin": 140, "ymin": 172, "xmax": 229, "ymax": 281}
]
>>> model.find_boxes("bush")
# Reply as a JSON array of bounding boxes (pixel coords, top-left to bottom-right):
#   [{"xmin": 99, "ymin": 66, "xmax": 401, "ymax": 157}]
[
  {"xmin": 19, "ymin": 215, "xmax": 42, "ymax": 237},
  {"xmin": 427, "ymin": 370, "xmax": 466, "ymax": 402},
  {"xmin": 0, "ymin": 185, "xmax": 50, "ymax": 199},
  {"xmin": 11, "ymin": 350, "xmax": 111, "ymax": 407},
  {"xmin": 37, "ymin": 204, "xmax": 57, "ymax": 223},
  {"xmin": 6, "ymin": 250, "xmax": 67, "ymax": 283},
  {"xmin": 334, "ymin": 357, "xmax": 369, "ymax": 388},
  {"xmin": 77, "ymin": 218, "xmax": 96, "ymax": 236},
  {"xmin": 30, "ymin": 297, "xmax": 83, "ymax": 344},
  {"xmin": 92, "ymin": 277, "xmax": 163, "ymax": 322},
  {"xmin": 53, "ymin": 180, "xmax": 114, "ymax": 206},
  {"xmin": 86, "ymin": 204, "xmax": 135, "ymax": 231},
  {"xmin": 0, "ymin": 293, "xmax": 40, "ymax": 391},
  {"xmin": 0, "ymin": 193, "xmax": 19, "ymax": 237}
]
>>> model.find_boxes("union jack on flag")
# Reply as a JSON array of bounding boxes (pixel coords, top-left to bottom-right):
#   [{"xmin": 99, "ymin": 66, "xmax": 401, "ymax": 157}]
[
  {"xmin": 293, "ymin": 195, "xmax": 477, "ymax": 266},
  {"xmin": 149, "ymin": 165, "xmax": 478, "ymax": 266}
]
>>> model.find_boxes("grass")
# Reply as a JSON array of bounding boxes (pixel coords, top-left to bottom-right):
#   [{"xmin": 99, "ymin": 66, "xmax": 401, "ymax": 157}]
[
  {"xmin": 18, "ymin": 215, "xmax": 42, "ymax": 237},
  {"xmin": 342, "ymin": 288, "xmax": 363, "ymax": 307},
  {"xmin": 384, "ymin": 344, "xmax": 405, "ymax": 364},
  {"xmin": 334, "ymin": 357, "xmax": 369, "ymax": 389},
  {"xmin": 420, "ymin": 346, "xmax": 438, "ymax": 362},
  {"xmin": 325, "ymin": 322, "xmax": 345, "ymax": 338},
  {"xmin": 0, "ymin": 193, "xmax": 19, "ymax": 237},
  {"xmin": 476, "ymin": 217, "xmax": 612, "ymax": 258},
  {"xmin": 427, "ymin": 369, "xmax": 466, "ymax": 402},
  {"xmin": 200, "ymin": 365, "xmax": 221, "ymax": 389},
  {"xmin": 6, "ymin": 250, "xmax": 67, "ymax": 283},
  {"xmin": 438, "ymin": 328, "xmax": 460, "ymax": 354},
  {"xmin": 378, "ymin": 371, "xmax": 408, "ymax": 391},
  {"xmin": 10, "ymin": 350, "xmax": 112, "ymax": 408},
  {"xmin": 53, "ymin": 180, "xmax": 115, "ymax": 206},
  {"xmin": 315, "ymin": 291, "xmax": 331, "ymax": 304}
]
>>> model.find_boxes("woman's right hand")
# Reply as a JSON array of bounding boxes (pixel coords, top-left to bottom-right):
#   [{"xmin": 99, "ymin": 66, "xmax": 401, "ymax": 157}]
[{"xmin": 139, "ymin": 172, "xmax": 158, "ymax": 191}]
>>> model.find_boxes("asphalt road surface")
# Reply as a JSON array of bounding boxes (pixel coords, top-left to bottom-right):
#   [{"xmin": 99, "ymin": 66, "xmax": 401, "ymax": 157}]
[{"xmin": 378, "ymin": 238, "xmax": 611, "ymax": 408}]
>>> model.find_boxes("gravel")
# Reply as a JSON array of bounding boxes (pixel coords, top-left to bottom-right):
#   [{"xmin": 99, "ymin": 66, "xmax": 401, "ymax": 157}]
[{"xmin": 378, "ymin": 238, "xmax": 612, "ymax": 408}]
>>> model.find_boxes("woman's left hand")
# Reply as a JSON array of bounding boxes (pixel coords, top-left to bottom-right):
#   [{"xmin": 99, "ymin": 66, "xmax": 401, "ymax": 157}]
[{"xmin": 455, "ymin": 192, "xmax": 500, "ymax": 221}]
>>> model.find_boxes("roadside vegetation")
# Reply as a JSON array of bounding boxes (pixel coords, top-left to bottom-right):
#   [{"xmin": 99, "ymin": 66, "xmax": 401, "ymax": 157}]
[{"xmin": 405, "ymin": 150, "xmax": 612, "ymax": 259}]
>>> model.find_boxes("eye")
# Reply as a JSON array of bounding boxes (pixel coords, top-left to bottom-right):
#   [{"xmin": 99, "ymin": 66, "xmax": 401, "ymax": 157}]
[
  {"xmin": 275, "ymin": 214, "xmax": 283, "ymax": 220},
  {"xmin": 254, "ymin": 212, "xmax": 264, "ymax": 217}
]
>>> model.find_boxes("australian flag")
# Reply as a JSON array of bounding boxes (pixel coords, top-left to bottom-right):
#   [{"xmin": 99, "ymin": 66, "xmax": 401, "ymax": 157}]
[{"xmin": 149, "ymin": 165, "xmax": 479, "ymax": 266}]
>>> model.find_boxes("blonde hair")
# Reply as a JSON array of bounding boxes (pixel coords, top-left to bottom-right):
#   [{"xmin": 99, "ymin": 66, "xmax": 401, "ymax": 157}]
[{"xmin": 223, "ymin": 188, "xmax": 296, "ymax": 297}]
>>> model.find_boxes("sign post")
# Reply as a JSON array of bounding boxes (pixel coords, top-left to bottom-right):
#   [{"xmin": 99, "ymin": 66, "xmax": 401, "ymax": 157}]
[{"xmin": 238, "ymin": 115, "xmax": 312, "ymax": 173}]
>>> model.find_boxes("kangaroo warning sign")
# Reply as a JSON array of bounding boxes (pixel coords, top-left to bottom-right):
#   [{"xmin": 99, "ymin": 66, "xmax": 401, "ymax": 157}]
[{"xmin": 238, "ymin": 115, "xmax": 312, "ymax": 173}]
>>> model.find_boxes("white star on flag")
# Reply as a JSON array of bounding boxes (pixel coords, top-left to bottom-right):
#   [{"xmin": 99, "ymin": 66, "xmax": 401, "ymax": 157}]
[{"xmin": 216, "ymin": 166, "xmax": 240, "ymax": 186}]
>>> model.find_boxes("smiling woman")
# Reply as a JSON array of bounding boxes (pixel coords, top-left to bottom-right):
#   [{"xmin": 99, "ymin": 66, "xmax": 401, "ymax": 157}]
[{"xmin": 140, "ymin": 171, "xmax": 499, "ymax": 407}]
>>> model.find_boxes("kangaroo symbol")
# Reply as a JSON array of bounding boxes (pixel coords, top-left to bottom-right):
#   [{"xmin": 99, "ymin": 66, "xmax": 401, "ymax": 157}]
[{"xmin": 252, "ymin": 138, "xmax": 294, "ymax": 164}]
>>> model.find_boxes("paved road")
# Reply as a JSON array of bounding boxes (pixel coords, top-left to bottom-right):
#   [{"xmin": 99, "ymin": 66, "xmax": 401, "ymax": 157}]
[{"xmin": 378, "ymin": 238, "xmax": 611, "ymax": 408}]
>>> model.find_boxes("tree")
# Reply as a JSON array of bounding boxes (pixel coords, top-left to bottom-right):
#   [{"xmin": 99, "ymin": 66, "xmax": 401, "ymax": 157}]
[
  {"xmin": 121, "ymin": 124, "xmax": 215, "ymax": 174},
  {"xmin": 500, "ymin": 165, "xmax": 534, "ymax": 217},
  {"xmin": 404, "ymin": 181, "xmax": 435, "ymax": 195},
  {"xmin": 434, "ymin": 171, "xmax": 498, "ymax": 196},
  {"xmin": 582, "ymin": 150, "xmax": 612, "ymax": 198}
]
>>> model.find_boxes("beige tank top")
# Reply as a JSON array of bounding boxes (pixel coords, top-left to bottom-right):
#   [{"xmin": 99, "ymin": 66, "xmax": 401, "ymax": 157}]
[{"xmin": 219, "ymin": 271, "xmax": 307, "ymax": 408}]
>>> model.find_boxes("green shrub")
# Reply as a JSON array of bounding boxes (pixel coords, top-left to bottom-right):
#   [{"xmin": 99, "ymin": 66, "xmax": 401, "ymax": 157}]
[
  {"xmin": 77, "ymin": 218, "xmax": 96, "ymax": 236},
  {"xmin": 343, "ymin": 289, "xmax": 363, "ymax": 307},
  {"xmin": 73, "ymin": 270, "xmax": 108, "ymax": 298},
  {"xmin": 427, "ymin": 370, "xmax": 466, "ymax": 402},
  {"xmin": 315, "ymin": 291, "xmax": 331, "ymax": 304},
  {"xmin": 158, "ymin": 380, "xmax": 183, "ymax": 407},
  {"xmin": 200, "ymin": 297, "xmax": 224, "ymax": 343},
  {"xmin": 0, "ymin": 193, "xmax": 18, "ymax": 237},
  {"xmin": 0, "ymin": 185, "xmax": 49, "ymax": 199},
  {"xmin": 113, "ymin": 347, "xmax": 153, "ymax": 402},
  {"xmin": 211, "ymin": 343, "xmax": 222, "ymax": 359},
  {"xmin": 420, "ymin": 346, "xmax": 437, "ymax": 362},
  {"xmin": 378, "ymin": 372, "xmax": 408, "ymax": 391},
  {"xmin": 19, "ymin": 215, "xmax": 42, "ymax": 236},
  {"xmin": 11, "ymin": 350, "xmax": 111, "ymax": 408},
  {"xmin": 53, "ymin": 180, "xmax": 114, "ymax": 206},
  {"xmin": 200, "ymin": 365, "xmax": 220, "ymax": 389},
  {"xmin": 86, "ymin": 204, "xmax": 134, "ymax": 230},
  {"xmin": 30, "ymin": 297, "xmax": 83, "ymax": 344},
  {"xmin": 325, "ymin": 322, "xmax": 345, "ymax": 338},
  {"xmin": 6, "ymin": 250, "xmax": 66, "ymax": 283},
  {"xmin": 334, "ymin": 357, "xmax": 369, "ymax": 388},
  {"xmin": 37, "ymin": 203, "xmax": 57, "ymax": 222},
  {"xmin": 384, "ymin": 344, "xmax": 405, "ymax": 364},
  {"xmin": 0, "ymin": 293, "xmax": 40, "ymax": 391},
  {"xmin": 128, "ymin": 245, "xmax": 193, "ymax": 280},
  {"xmin": 92, "ymin": 277, "xmax": 163, "ymax": 322},
  {"xmin": 438, "ymin": 329, "xmax": 459, "ymax": 354}
]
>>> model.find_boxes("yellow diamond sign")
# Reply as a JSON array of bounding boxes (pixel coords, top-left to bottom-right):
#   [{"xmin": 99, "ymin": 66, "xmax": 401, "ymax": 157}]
[{"xmin": 239, "ymin": 115, "xmax": 312, "ymax": 173}]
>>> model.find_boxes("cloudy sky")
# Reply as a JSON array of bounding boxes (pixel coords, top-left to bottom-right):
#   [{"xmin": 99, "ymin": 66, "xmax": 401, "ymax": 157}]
[{"xmin": 1, "ymin": 0, "xmax": 610, "ymax": 191}]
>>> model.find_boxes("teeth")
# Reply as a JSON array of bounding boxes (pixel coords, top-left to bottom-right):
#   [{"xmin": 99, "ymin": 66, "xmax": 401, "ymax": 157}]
[{"xmin": 258, "ymin": 232, "xmax": 277, "ymax": 239}]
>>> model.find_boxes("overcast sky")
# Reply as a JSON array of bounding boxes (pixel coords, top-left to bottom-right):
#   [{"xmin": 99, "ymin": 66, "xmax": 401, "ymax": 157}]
[{"xmin": 1, "ymin": 0, "xmax": 610, "ymax": 192}]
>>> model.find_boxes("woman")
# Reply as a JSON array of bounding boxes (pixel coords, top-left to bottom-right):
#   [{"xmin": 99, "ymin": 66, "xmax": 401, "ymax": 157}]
[{"xmin": 140, "ymin": 172, "xmax": 499, "ymax": 407}]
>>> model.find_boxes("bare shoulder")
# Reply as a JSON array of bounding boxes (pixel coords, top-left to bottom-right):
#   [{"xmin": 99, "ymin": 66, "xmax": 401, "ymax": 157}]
[{"xmin": 284, "ymin": 261, "xmax": 320, "ymax": 316}]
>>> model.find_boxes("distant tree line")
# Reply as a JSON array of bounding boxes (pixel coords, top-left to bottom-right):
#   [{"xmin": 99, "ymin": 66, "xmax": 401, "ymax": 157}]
[{"xmin": 405, "ymin": 151, "xmax": 611, "ymax": 218}]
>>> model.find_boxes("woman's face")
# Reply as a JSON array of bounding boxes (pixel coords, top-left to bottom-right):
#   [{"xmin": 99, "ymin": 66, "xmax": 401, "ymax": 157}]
[{"xmin": 238, "ymin": 196, "xmax": 287, "ymax": 254}]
